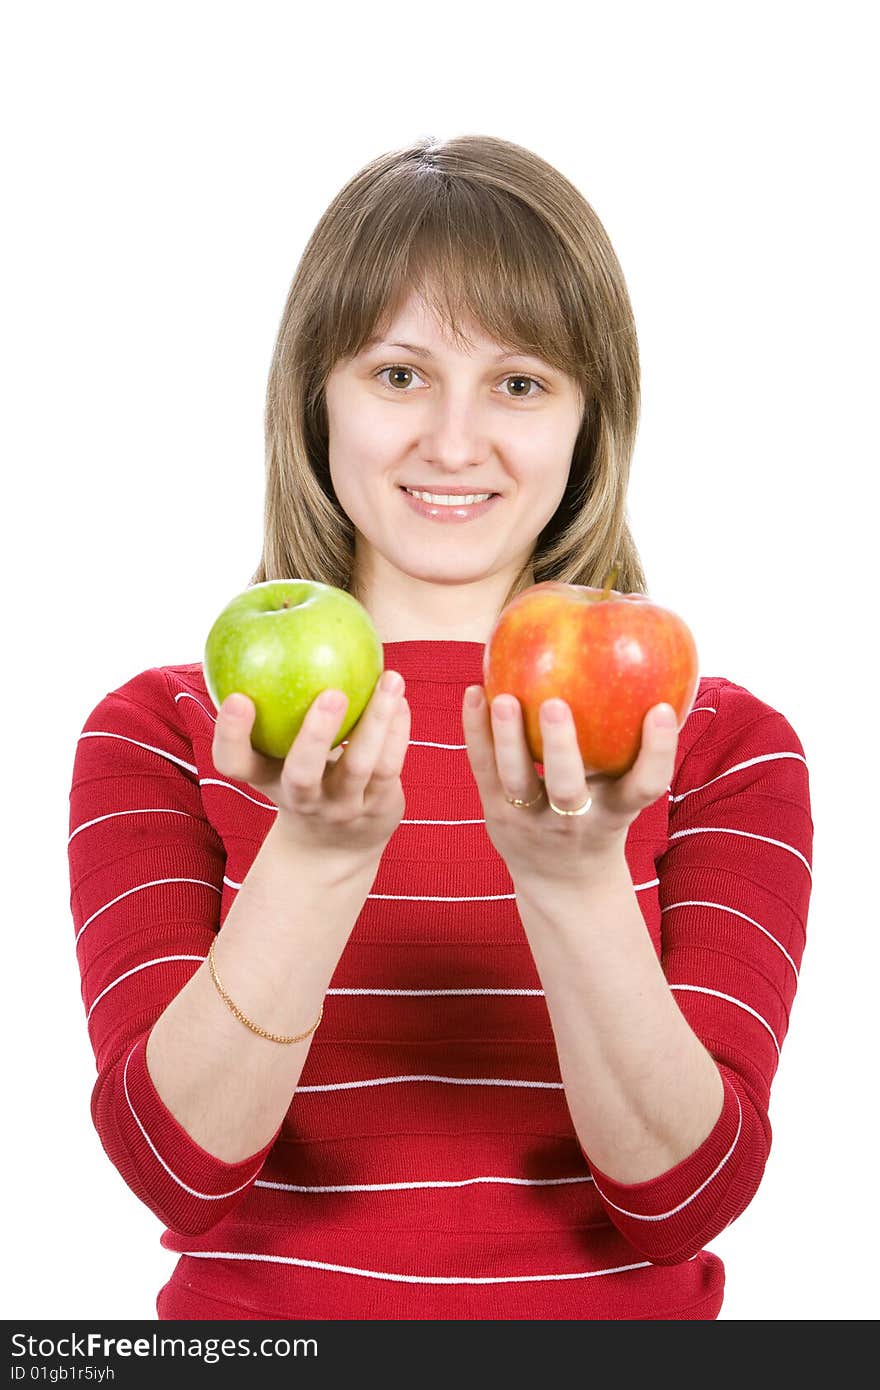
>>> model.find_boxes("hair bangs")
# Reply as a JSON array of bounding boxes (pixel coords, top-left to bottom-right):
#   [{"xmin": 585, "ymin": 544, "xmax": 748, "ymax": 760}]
[{"xmin": 316, "ymin": 172, "xmax": 595, "ymax": 406}]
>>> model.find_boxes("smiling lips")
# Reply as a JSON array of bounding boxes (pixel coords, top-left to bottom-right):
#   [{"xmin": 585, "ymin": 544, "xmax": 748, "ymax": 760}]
[{"xmin": 399, "ymin": 487, "xmax": 501, "ymax": 523}]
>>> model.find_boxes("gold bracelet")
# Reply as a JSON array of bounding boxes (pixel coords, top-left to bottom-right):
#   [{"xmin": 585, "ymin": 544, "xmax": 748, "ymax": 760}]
[{"xmin": 207, "ymin": 937, "xmax": 323, "ymax": 1045}]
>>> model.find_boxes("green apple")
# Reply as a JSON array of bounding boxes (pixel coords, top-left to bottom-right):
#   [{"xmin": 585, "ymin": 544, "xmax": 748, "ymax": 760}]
[{"xmin": 203, "ymin": 579, "xmax": 384, "ymax": 759}]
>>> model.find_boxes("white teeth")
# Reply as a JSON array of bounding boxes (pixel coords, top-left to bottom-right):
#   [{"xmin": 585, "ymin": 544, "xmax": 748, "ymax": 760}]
[{"xmin": 404, "ymin": 489, "xmax": 493, "ymax": 506}]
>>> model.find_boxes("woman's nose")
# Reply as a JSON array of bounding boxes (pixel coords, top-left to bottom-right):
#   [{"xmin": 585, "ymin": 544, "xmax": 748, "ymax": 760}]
[{"xmin": 418, "ymin": 393, "xmax": 491, "ymax": 468}]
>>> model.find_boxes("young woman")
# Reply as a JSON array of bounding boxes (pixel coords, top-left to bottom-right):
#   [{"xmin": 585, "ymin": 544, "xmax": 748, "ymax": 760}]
[{"xmin": 67, "ymin": 134, "xmax": 813, "ymax": 1320}]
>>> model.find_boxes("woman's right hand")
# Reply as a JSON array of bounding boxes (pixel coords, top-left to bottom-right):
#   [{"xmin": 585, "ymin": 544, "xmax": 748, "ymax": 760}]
[{"xmin": 210, "ymin": 670, "xmax": 410, "ymax": 860}]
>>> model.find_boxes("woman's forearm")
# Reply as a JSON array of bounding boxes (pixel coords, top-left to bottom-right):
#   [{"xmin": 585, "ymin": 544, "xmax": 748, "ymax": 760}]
[
  {"xmin": 512, "ymin": 849, "xmax": 724, "ymax": 1184},
  {"xmin": 145, "ymin": 819, "xmax": 380, "ymax": 1164}
]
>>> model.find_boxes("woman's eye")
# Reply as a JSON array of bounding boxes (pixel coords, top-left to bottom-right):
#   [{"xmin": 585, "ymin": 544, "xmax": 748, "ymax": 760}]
[
  {"xmin": 377, "ymin": 366, "xmax": 420, "ymax": 390},
  {"xmin": 374, "ymin": 366, "xmax": 545, "ymax": 398},
  {"xmin": 503, "ymin": 375, "xmax": 545, "ymax": 398}
]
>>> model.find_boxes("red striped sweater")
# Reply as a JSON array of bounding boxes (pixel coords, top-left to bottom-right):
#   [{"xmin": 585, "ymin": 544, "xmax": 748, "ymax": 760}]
[{"xmin": 67, "ymin": 641, "xmax": 813, "ymax": 1320}]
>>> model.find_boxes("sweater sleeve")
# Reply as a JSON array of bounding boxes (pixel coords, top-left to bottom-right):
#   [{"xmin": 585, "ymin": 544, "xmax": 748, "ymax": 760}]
[
  {"xmin": 67, "ymin": 666, "xmax": 277, "ymax": 1236},
  {"xmin": 584, "ymin": 678, "xmax": 813, "ymax": 1264}
]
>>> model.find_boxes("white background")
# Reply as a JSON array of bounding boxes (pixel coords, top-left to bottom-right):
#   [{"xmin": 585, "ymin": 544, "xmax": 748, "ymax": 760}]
[{"xmin": 3, "ymin": 0, "xmax": 876, "ymax": 1322}]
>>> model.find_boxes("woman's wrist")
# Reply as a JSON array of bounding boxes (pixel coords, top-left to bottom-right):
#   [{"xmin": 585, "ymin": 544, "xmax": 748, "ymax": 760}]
[
  {"xmin": 266, "ymin": 809, "xmax": 384, "ymax": 885},
  {"xmin": 511, "ymin": 836, "xmax": 630, "ymax": 901}
]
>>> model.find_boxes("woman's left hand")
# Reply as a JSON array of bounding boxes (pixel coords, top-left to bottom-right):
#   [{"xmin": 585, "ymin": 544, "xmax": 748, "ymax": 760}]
[{"xmin": 461, "ymin": 686, "xmax": 681, "ymax": 881}]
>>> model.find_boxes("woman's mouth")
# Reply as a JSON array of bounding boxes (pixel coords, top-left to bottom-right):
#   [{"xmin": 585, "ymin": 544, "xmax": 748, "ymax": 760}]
[{"xmin": 398, "ymin": 486, "xmax": 500, "ymax": 523}]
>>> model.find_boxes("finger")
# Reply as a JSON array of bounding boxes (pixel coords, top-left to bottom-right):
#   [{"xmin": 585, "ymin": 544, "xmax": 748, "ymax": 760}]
[
  {"xmin": 604, "ymin": 704, "xmax": 680, "ymax": 816},
  {"xmin": 329, "ymin": 671, "xmax": 406, "ymax": 792},
  {"xmin": 489, "ymin": 693, "xmax": 545, "ymax": 803},
  {"xmin": 629, "ymin": 703, "xmax": 680, "ymax": 801},
  {"xmin": 538, "ymin": 698, "xmax": 591, "ymax": 812},
  {"xmin": 371, "ymin": 693, "xmax": 412, "ymax": 783},
  {"xmin": 461, "ymin": 685, "xmax": 506, "ymax": 802},
  {"xmin": 212, "ymin": 693, "xmax": 279, "ymax": 785},
  {"xmin": 280, "ymin": 689, "xmax": 350, "ymax": 804}
]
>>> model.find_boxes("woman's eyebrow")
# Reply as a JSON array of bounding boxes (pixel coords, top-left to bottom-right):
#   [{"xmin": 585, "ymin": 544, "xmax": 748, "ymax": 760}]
[{"xmin": 364, "ymin": 338, "xmax": 550, "ymax": 365}]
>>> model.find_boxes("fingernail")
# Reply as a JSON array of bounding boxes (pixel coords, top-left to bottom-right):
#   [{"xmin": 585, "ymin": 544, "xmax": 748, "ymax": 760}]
[
  {"xmin": 465, "ymin": 686, "xmax": 483, "ymax": 709},
  {"xmin": 543, "ymin": 699, "xmax": 567, "ymax": 723},
  {"xmin": 319, "ymin": 690, "xmax": 347, "ymax": 713},
  {"xmin": 223, "ymin": 694, "xmax": 249, "ymax": 717},
  {"xmin": 380, "ymin": 671, "xmax": 404, "ymax": 696},
  {"xmin": 653, "ymin": 704, "xmax": 677, "ymax": 729}
]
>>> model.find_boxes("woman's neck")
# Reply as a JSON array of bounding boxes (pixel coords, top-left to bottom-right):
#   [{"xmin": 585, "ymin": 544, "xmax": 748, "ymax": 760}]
[{"xmin": 352, "ymin": 569, "xmax": 533, "ymax": 645}]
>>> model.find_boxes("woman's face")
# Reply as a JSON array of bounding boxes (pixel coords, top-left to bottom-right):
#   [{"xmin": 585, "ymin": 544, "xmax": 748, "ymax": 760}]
[{"xmin": 323, "ymin": 286, "xmax": 584, "ymax": 626}]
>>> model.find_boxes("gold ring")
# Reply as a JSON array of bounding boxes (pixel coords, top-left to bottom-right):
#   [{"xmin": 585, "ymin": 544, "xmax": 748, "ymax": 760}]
[
  {"xmin": 505, "ymin": 785, "xmax": 546, "ymax": 808},
  {"xmin": 546, "ymin": 792, "xmax": 592, "ymax": 816}
]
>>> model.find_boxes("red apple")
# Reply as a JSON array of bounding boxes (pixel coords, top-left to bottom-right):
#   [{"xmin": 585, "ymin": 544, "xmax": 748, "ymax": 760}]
[{"xmin": 483, "ymin": 570, "xmax": 699, "ymax": 776}]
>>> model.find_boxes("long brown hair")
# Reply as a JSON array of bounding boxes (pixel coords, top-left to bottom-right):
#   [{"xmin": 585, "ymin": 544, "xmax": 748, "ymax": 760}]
[{"xmin": 251, "ymin": 134, "xmax": 648, "ymax": 610}]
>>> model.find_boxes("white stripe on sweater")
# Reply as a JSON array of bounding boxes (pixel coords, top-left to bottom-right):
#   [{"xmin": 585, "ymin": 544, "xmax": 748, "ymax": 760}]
[
  {"xmin": 667, "ymin": 825, "xmax": 812, "ymax": 878},
  {"xmin": 122, "ymin": 1043, "xmax": 264, "ymax": 1201},
  {"xmin": 326, "ymin": 987, "xmax": 545, "ymax": 996},
  {"xmin": 68, "ymin": 808, "xmax": 199, "ymax": 844},
  {"xmin": 203, "ymin": 789, "xmax": 484, "ymax": 822},
  {"xmin": 199, "ymin": 778, "xmax": 276, "ymax": 809},
  {"xmin": 661, "ymin": 899, "xmax": 800, "ymax": 979},
  {"xmin": 221, "ymin": 876, "xmax": 515, "ymax": 899},
  {"xmin": 87, "ymin": 955, "xmax": 204, "ymax": 1021},
  {"xmin": 294, "ymin": 1075, "xmax": 565, "ymax": 1092},
  {"xmin": 171, "ymin": 1249, "xmax": 658, "ymax": 1284},
  {"xmin": 78, "ymin": 731, "xmax": 197, "ymax": 776},
  {"xmin": 591, "ymin": 1092, "xmax": 743, "ymax": 1221},
  {"xmin": 364, "ymin": 892, "xmax": 516, "ymax": 903},
  {"xmin": 255, "ymin": 1173, "xmax": 594, "ymax": 1192},
  {"xmin": 402, "ymin": 818, "xmax": 486, "ymax": 825},
  {"xmin": 75, "ymin": 878, "xmax": 221, "ymax": 946},
  {"xmin": 669, "ymin": 984, "xmax": 781, "ymax": 1055},
  {"xmin": 364, "ymin": 878, "xmax": 660, "ymax": 903},
  {"xmin": 670, "ymin": 751, "xmax": 807, "ymax": 803},
  {"xmin": 174, "ymin": 691, "xmax": 217, "ymax": 720}
]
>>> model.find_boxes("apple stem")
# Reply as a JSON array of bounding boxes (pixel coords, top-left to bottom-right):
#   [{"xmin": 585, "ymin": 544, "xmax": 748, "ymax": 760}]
[{"xmin": 600, "ymin": 564, "xmax": 620, "ymax": 600}]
